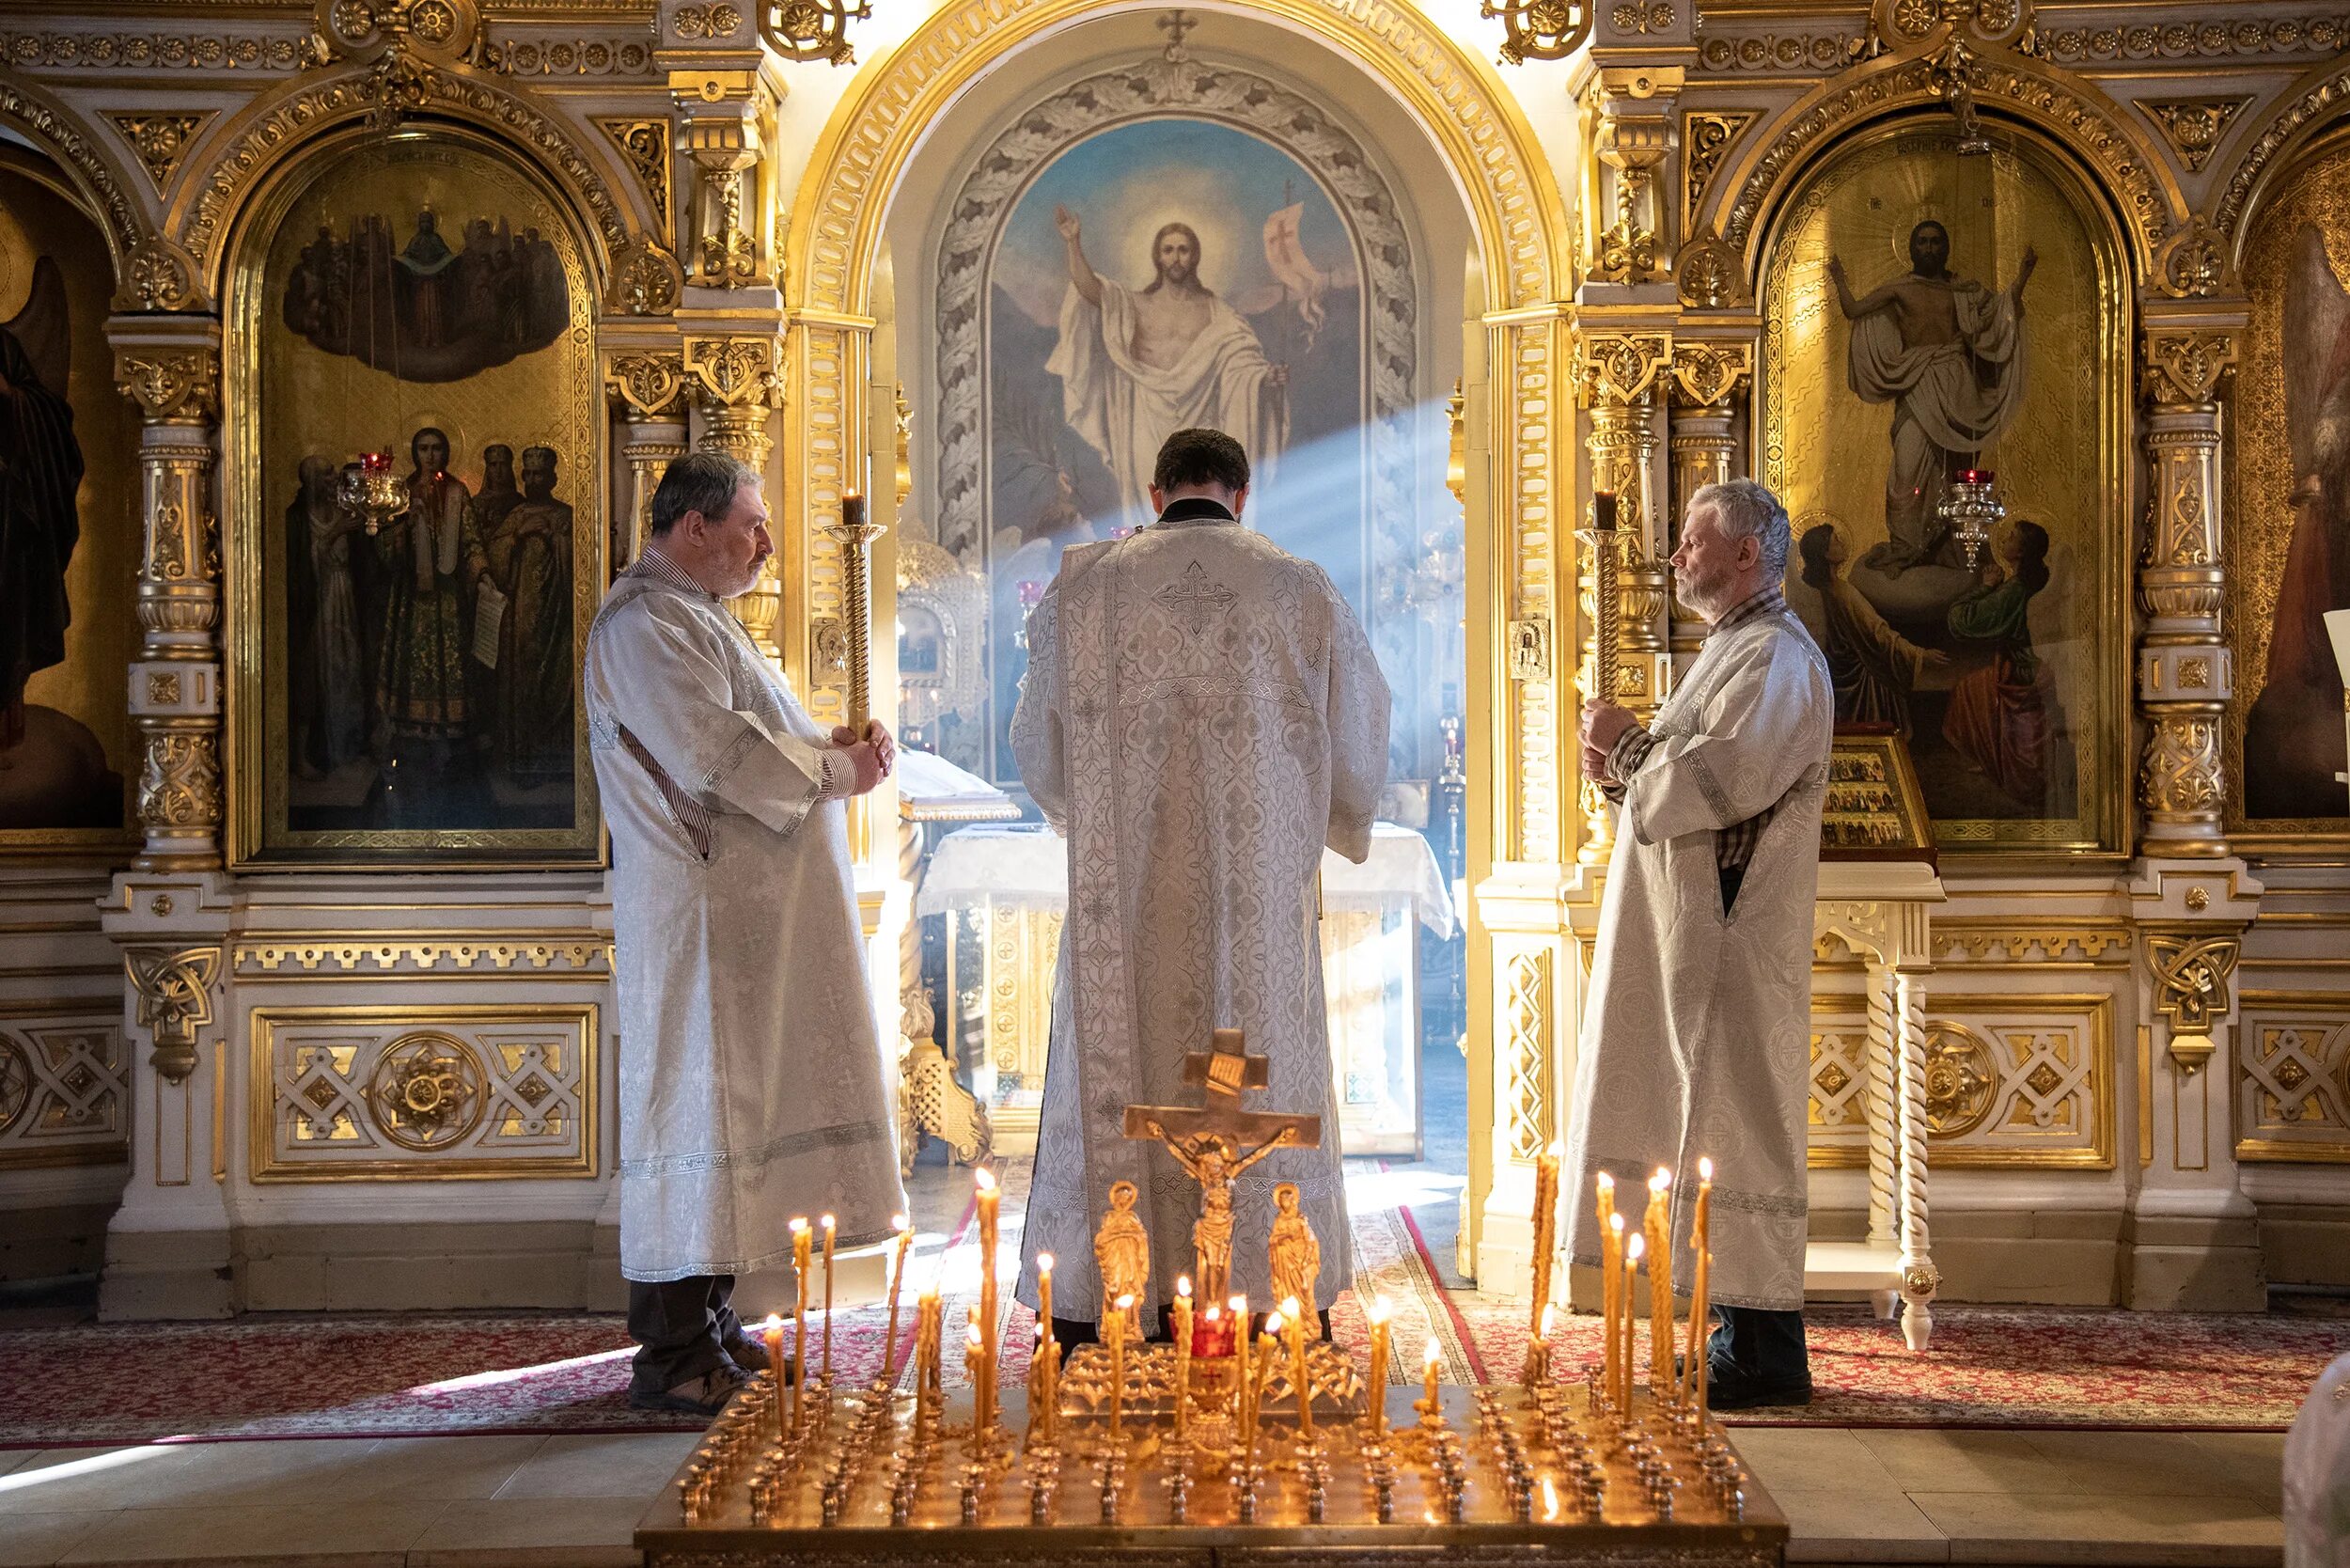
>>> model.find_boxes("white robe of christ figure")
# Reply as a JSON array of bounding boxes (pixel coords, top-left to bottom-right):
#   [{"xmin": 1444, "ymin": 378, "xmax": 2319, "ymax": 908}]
[
  {"xmin": 1010, "ymin": 466, "xmax": 1388, "ymax": 1325},
  {"xmin": 1046, "ymin": 206, "xmax": 1290, "ymax": 526}
]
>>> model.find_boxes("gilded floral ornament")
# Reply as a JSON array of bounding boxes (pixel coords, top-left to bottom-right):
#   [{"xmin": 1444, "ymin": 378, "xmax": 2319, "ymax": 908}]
[
  {"xmin": 594, "ymin": 118, "xmax": 675, "ymax": 245},
  {"xmin": 124, "ymin": 946, "xmax": 221, "ymax": 1084},
  {"xmin": 1871, "ymin": 0, "xmax": 2033, "ymax": 52},
  {"xmin": 2146, "ymin": 933, "xmax": 2237, "ymax": 1075},
  {"xmin": 684, "ymin": 336, "xmax": 783, "ymax": 410},
  {"xmin": 760, "ymin": 0, "xmax": 869, "ymax": 64},
  {"xmin": 1576, "ymin": 333, "xmax": 1670, "ymax": 407},
  {"xmin": 2139, "ymin": 717, "xmax": 2222, "ymax": 816},
  {"xmin": 2155, "ymin": 219, "xmax": 2231, "ymax": 300},
  {"xmin": 607, "ymin": 241, "xmax": 683, "ymax": 317},
  {"xmin": 368, "ymin": 1033, "xmax": 488, "ymax": 1151},
  {"xmin": 1481, "ymin": 0, "xmax": 1590, "ymax": 62},
  {"xmin": 105, "ymin": 113, "xmax": 214, "ymax": 194},
  {"xmin": 139, "ymin": 734, "xmax": 223, "ymax": 834},
  {"xmin": 2134, "ymin": 97, "xmax": 2249, "ymax": 175},
  {"xmin": 1674, "ymin": 235, "xmax": 1748, "ymax": 309},
  {"xmin": 312, "ymin": 0, "xmax": 480, "ymax": 64},
  {"xmin": 606, "ymin": 352, "xmax": 688, "ymax": 417},
  {"xmin": 112, "ymin": 238, "xmax": 204, "ymax": 314},
  {"xmin": 1922, "ymin": 1023, "xmax": 1998, "ymax": 1137},
  {"xmin": 1669, "ymin": 340, "xmax": 1752, "ymax": 409}
]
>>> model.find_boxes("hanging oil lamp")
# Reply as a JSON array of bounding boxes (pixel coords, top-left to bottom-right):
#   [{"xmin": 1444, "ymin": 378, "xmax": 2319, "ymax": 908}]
[{"xmin": 1936, "ymin": 467, "xmax": 2003, "ymax": 570}]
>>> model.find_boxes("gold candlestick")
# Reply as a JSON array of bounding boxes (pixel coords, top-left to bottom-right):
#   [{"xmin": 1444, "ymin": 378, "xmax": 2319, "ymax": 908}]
[
  {"xmin": 1577, "ymin": 491, "xmax": 1625, "ymax": 709},
  {"xmin": 825, "ymin": 490, "xmax": 888, "ymax": 731},
  {"xmin": 1645, "ymin": 1170, "xmax": 1674, "ymax": 1400},
  {"xmin": 881, "ymin": 1215, "xmax": 912, "ymax": 1388},
  {"xmin": 1173, "ymin": 1277, "xmax": 1194, "ymax": 1443},
  {"xmin": 791, "ymin": 1216, "xmax": 812, "ymax": 1434},
  {"xmin": 820, "ymin": 1213, "xmax": 838, "ymax": 1387},
  {"xmin": 1364, "ymin": 1296, "xmax": 1390, "ymax": 1442}
]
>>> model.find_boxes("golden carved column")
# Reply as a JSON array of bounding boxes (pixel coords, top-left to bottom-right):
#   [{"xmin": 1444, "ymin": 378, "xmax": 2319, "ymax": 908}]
[
  {"xmin": 1574, "ymin": 332, "xmax": 1670, "ymax": 865},
  {"xmin": 683, "ymin": 334, "xmax": 785, "ymax": 655},
  {"xmin": 112, "ymin": 331, "xmax": 223, "ymax": 871},
  {"xmin": 1588, "ymin": 70, "xmax": 1681, "ymax": 285},
  {"xmin": 665, "ymin": 57, "xmax": 772, "ymax": 290},
  {"xmin": 605, "ymin": 350, "xmax": 690, "ymax": 571},
  {"xmin": 2138, "ymin": 321, "xmax": 2239, "ymax": 859},
  {"xmin": 1667, "ymin": 339, "xmax": 1753, "ymax": 665}
]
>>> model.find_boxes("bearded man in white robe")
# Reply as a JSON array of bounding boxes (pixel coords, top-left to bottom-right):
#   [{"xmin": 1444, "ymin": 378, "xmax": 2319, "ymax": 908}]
[
  {"xmin": 584, "ymin": 451, "xmax": 906, "ymax": 1417},
  {"xmin": 1011, "ymin": 428, "xmax": 1388, "ymax": 1344},
  {"xmin": 1829, "ymin": 221, "xmax": 2034, "ymax": 572},
  {"xmin": 1047, "ymin": 206, "xmax": 1289, "ymax": 527},
  {"xmin": 1570, "ymin": 478, "xmax": 1834, "ymax": 1409}
]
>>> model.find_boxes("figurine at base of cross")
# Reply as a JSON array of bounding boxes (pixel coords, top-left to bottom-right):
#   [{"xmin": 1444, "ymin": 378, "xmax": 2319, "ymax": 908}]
[{"xmin": 1120, "ymin": 1027, "xmax": 1324, "ymax": 1313}]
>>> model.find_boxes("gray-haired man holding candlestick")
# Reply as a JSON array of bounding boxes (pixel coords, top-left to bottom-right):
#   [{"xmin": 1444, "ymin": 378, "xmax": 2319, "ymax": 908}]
[
  {"xmin": 584, "ymin": 450, "xmax": 906, "ymax": 1417},
  {"xmin": 1564, "ymin": 477, "xmax": 1833, "ymax": 1409}
]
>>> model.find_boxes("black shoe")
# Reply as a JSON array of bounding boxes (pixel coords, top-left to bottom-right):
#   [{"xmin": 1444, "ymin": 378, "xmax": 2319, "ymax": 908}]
[
  {"xmin": 723, "ymin": 1335, "xmax": 779, "ymax": 1374},
  {"xmin": 1704, "ymin": 1369, "xmax": 1812, "ymax": 1410},
  {"xmin": 629, "ymin": 1363, "xmax": 749, "ymax": 1417}
]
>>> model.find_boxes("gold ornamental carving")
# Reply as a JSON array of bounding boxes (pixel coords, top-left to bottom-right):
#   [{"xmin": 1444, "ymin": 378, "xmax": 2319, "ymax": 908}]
[
  {"xmin": 607, "ymin": 352, "xmax": 689, "ymax": 417},
  {"xmin": 117, "ymin": 238, "xmax": 204, "ymax": 315},
  {"xmin": 114, "ymin": 350, "xmax": 220, "ymax": 422},
  {"xmin": 607, "ymin": 241, "xmax": 683, "ymax": 317},
  {"xmin": 138, "ymin": 732, "xmax": 223, "ymax": 833},
  {"xmin": 594, "ymin": 118, "xmax": 676, "ymax": 245},
  {"xmin": 760, "ymin": 0, "xmax": 871, "ymax": 64},
  {"xmin": 124, "ymin": 946, "xmax": 220, "ymax": 1084},
  {"xmin": 685, "ymin": 336, "xmax": 784, "ymax": 414},
  {"xmin": 0, "ymin": 29, "xmax": 312, "ymax": 72},
  {"xmin": 367, "ymin": 1032, "xmax": 490, "ymax": 1151},
  {"xmin": 1674, "ymin": 234, "xmax": 1748, "ymax": 309},
  {"xmin": 1668, "ymin": 340, "xmax": 1751, "ymax": 411},
  {"xmin": 0, "ymin": 78, "xmax": 145, "ymax": 272},
  {"xmin": 2217, "ymin": 60, "xmax": 2350, "ymax": 239},
  {"xmin": 1870, "ymin": 0, "xmax": 2035, "ymax": 53},
  {"xmin": 1921, "ymin": 1022, "xmax": 1998, "ymax": 1137},
  {"xmin": 1682, "ymin": 112, "xmax": 1755, "ymax": 234},
  {"xmin": 105, "ymin": 112, "xmax": 214, "ymax": 193},
  {"xmin": 2142, "ymin": 330, "xmax": 2235, "ymax": 407},
  {"xmin": 2033, "ymin": 15, "xmax": 2349, "ymax": 65},
  {"xmin": 2135, "ymin": 98, "xmax": 2249, "ymax": 175},
  {"xmin": 234, "ymin": 936, "xmax": 610, "ymax": 974},
  {"xmin": 2146, "ymin": 934, "xmax": 2238, "ymax": 1075},
  {"xmin": 2140, "ymin": 716, "xmax": 2223, "ymax": 817},
  {"xmin": 1576, "ymin": 333, "xmax": 1670, "ymax": 408},
  {"xmin": 2154, "ymin": 219, "xmax": 2232, "ymax": 301},
  {"xmin": 1481, "ymin": 0, "xmax": 1591, "ymax": 61},
  {"xmin": 311, "ymin": 0, "xmax": 483, "ymax": 65}
]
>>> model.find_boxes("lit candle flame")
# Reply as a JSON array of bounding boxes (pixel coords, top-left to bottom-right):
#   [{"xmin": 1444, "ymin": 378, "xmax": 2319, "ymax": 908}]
[
  {"xmin": 763, "ymin": 1311, "xmax": 782, "ymax": 1332},
  {"xmin": 975, "ymin": 1168, "xmax": 997, "ymax": 1193},
  {"xmin": 1229, "ymin": 1294, "xmax": 1247, "ymax": 1317},
  {"xmin": 1280, "ymin": 1294, "xmax": 1302, "ymax": 1320},
  {"xmin": 1610, "ymin": 1212, "xmax": 1625, "ymax": 1236},
  {"xmin": 790, "ymin": 1215, "xmax": 809, "ymax": 1233},
  {"xmin": 1369, "ymin": 1295, "xmax": 1392, "ymax": 1325},
  {"xmin": 1177, "ymin": 1275, "xmax": 1192, "ymax": 1297},
  {"xmin": 1596, "ymin": 1171, "xmax": 1614, "ymax": 1194},
  {"xmin": 1651, "ymin": 1169, "xmax": 1671, "ymax": 1194},
  {"xmin": 1540, "ymin": 1302, "xmax": 1557, "ymax": 1337},
  {"xmin": 1542, "ymin": 1477, "xmax": 1560, "ymax": 1521},
  {"xmin": 1423, "ymin": 1338, "xmax": 1442, "ymax": 1369},
  {"xmin": 1627, "ymin": 1232, "xmax": 1647, "ymax": 1262},
  {"xmin": 966, "ymin": 1321, "xmax": 982, "ymax": 1346},
  {"xmin": 822, "ymin": 1213, "xmax": 836, "ymax": 1231},
  {"xmin": 1204, "ymin": 1305, "xmax": 1221, "ymax": 1322},
  {"xmin": 892, "ymin": 1212, "xmax": 909, "ymax": 1231},
  {"xmin": 1699, "ymin": 1155, "xmax": 1714, "ymax": 1181},
  {"xmin": 1114, "ymin": 1293, "xmax": 1135, "ymax": 1310},
  {"xmin": 1265, "ymin": 1311, "xmax": 1285, "ymax": 1336}
]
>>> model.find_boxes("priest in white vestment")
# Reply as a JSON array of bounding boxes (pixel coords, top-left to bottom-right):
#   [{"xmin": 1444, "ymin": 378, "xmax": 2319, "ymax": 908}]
[
  {"xmin": 1011, "ymin": 428, "xmax": 1389, "ymax": 1342},
  {"xmin": 584, "ymin": 451, "xmax": 906, "ymax": 1417},
  {"xmin": 1569, "ymin": 478, "xmax": 1834, "ymax": 1408},
  {"xmin": 1047, "ymin": 205, "xmax": 1289, "ymax": 527},
  {"xmin": 1829, "ymin": 221, "xmax": 2033, "ymax": 571}
]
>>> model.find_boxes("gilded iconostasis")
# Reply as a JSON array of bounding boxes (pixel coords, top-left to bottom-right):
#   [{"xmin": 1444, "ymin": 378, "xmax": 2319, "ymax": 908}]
[
  {"xmin": 240, "ymin": 133, "xmax": 603, "ymax": 867},
  {"xmin": 0, "ymin": 154, "xmax": 136, "ymax": 849}
]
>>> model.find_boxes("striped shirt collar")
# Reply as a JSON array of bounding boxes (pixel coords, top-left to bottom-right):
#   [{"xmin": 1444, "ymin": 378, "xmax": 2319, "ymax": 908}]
[
  {"xmin": 1709, "ymin": 584, "xmax": 1787, "ymax": 635},
  {"xmin": 628, "ymin": 545, "xmax": 718, "ymax": 601}
]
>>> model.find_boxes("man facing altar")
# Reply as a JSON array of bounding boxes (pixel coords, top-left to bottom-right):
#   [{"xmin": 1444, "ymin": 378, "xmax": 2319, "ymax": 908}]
[
  {"xmin": 1010, "ymin": 427, "xmax": 1390, "ymax": 1345},
  {"xmin": 1568, "ymin": 478, "xmax": 1834, "ymax": 1409},
  {"xmin": 584, "ymin": 451, "xmax": 906, "ymax": 1417}
]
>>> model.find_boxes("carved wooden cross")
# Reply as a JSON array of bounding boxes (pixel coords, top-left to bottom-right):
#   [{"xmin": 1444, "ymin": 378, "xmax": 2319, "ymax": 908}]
[{"xmin": 1120, "ymin": 1027, "xmax": 1324, "ymax": 1158}]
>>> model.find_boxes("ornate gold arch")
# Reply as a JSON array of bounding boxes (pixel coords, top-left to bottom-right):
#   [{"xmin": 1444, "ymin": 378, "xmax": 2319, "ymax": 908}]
[
  {"xmin": 1698, "ymin": 43, "xmax": 2188, "ymax": 291},
  {"xmin": 2212, "ymin": 53, "xmax": 2350, "ymax": 252},
  {"xmin": 784, "ymin": 0, "xmax": 1568, "ymax": 318},
  {"xmin": 0, "ymin": 68, "xmax": 149, "ymax": 288},
  {"xmin": 161, "ymin": 58, "xmax": 653, "ymax": 308}
]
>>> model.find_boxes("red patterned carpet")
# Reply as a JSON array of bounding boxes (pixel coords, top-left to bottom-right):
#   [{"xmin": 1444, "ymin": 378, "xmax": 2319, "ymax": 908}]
[{"xmin": 3, "ymin": 1171, "xmax": 2339, "ymax": 1444}]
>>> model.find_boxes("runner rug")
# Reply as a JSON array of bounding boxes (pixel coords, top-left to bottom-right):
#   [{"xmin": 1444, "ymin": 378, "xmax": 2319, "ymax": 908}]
[{"xmin": 3, "ymin": 1165, "xmax": 2340, "ymax": 1444}]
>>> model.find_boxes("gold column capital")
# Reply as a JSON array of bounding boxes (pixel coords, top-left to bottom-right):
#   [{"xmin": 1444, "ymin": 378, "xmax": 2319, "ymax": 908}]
[
  {"xmin": 606, "ymin": 350, "xmax": 690, "ymax": 417},
  {"xmin": 1575, "ymin": 331, "xmax": 1672, "ymax": 408},
  {"xmin": 2141, "ymin": 327, "xmax": 2237, "ymax": 408},
  {"xmin": 113, "ymin": 346, "xmax": 220, "ymax": 423},
  {"xmin": 1668, "ymin": 339, "xmax": 1752, "ymax": 410},
  {"xmin": 683, "ymin": 333, "xmax": 784, "ymax": 412}
]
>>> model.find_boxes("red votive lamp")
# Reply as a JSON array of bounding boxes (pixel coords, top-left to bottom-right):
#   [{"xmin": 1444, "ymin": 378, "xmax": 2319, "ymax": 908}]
[
  {"xmin": 1189, "ymin": 1303, "xmax": 1238, "ymax": 1359},
  {"xmin": 1959, "ymin": 467, "xmax": 1992, "ymax": 485},
  {"xmin": 360, "ymin": 450, "xmax": 393, "ymax": 473}
]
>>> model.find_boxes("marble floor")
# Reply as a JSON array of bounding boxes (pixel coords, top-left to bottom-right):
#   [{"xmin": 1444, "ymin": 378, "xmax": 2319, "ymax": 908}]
[{"xmin": 0, "ymin": 1422, "xmax": 2288, "ymax": 1567}]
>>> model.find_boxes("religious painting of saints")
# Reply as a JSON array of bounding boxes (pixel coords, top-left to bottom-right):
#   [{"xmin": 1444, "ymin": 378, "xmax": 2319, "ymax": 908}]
[
  {"xmin": 2228, "ymin": 134, "xmax": 2350, "ymax": 846},
  {"xmin": 950, "ymin": 115, "xmax": 1398, "ymax": 786},
  {"xmin": 0, "ymin": 155, "xmax": 137, "ymax": 848},
  {"xmin": 233, "ymin": 133, "xmax": 601, "ymax": 866},
  {"xmin": 1762, "ymin": 125, "xmax": 2127, "ymax": 854}
]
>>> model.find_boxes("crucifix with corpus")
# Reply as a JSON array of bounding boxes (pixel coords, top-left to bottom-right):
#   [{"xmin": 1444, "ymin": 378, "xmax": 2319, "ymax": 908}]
[{"xmin": 1122, "ymin": 1027, "xmax": 1323, "ymax": 1306}]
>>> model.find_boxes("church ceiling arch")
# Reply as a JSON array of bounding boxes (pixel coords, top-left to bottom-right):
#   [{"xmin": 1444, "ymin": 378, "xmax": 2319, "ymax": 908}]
[
  {"xmin": 785, "ymin": 0, "xmax": 1566, "ymax": 322},
  {"xmin": 1700, "ymin": 44, "xmax": 2185, "ymax": 296},
  {"xmin": 0, "ymin": 68, "xmax": 150, "ymax": 290},
  {"xmin": 164, "ymin": 59, "xmax": 646, "ymax": 309}
]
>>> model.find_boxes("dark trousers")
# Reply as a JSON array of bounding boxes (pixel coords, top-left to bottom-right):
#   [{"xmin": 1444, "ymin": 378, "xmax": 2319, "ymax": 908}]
[
  {"xmin": 1707, "ymin": 1303, "xmax": 1810, "ymax": 1388},
  {"xmin": 1051, "ymin": 1305, "xmax": 1332, "ymax": 1351},
  {"xmin": 628, "ymin": 1274, "xmax": 743, "ymax": 1394}
]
